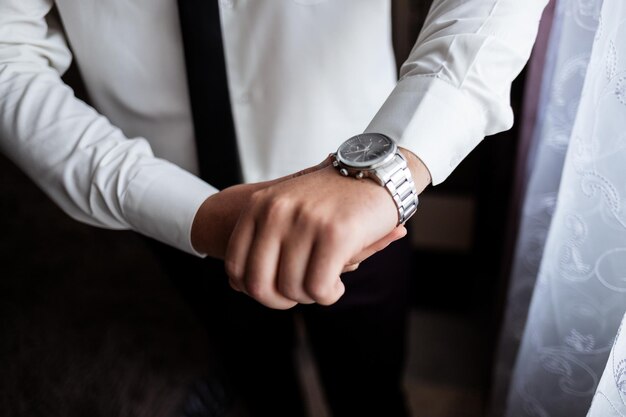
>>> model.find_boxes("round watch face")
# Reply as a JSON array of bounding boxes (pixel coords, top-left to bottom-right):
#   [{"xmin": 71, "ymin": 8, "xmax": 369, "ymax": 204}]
[{"xmin": 337, "ymin": 134, "xmax": 396, "ymax": 168}]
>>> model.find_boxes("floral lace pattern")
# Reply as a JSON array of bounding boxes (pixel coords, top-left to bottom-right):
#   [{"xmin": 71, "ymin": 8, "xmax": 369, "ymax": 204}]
[
  {"xmin": 498, "ymin": 0, "xmax": 626, "ymax": 416},
  {"xmin": 492, "ymin": 0, "xmax": 599, "ymax": 413},
  {"xmin": 587, "ymin": 314, "xmax": 626, "ymax": 416}
]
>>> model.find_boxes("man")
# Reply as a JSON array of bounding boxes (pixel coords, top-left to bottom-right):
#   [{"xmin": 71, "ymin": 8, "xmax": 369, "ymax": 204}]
[{"xmin": 0, "ymin": 0, "xmax": 548, "ymax": 415}]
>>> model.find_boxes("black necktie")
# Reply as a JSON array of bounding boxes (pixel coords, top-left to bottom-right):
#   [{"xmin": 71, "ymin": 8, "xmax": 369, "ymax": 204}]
[{"xmin": 177, "ymin": 0, "xmax": 242, "ymax": 189}]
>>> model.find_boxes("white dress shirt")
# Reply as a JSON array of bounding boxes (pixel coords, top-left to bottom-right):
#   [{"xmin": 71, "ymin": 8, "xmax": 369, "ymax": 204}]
[{"xmin": 0, "ymin": 0, "xmax": 548, "ymax": 255}]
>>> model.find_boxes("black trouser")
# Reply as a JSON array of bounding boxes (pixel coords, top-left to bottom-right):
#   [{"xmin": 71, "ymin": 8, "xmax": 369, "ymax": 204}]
[{"xmin": 150, "ymin": 237, "xmax": 411, "ymax": 417}]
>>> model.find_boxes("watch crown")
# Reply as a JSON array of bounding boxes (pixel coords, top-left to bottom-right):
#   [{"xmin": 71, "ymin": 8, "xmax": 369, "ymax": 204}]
[{"xmin": 339, "ymin": 168, "xmax": 349, "ymax": 176}]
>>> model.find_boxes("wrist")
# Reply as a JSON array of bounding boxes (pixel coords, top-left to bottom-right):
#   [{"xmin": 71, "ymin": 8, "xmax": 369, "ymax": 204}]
[
  {"xmin": 191, "ymin": 183, "xmax": 259, "ymax": 258},
  {"xmin": 331, "ymin": 134, "xmax": 421, "ymax": 225},
  {"xmin": 190, "ymin": 192, "xmax": 231, "ymax": 258},
  {"xmin": 398, "ymin": 147, "xmax": 431, "ymax": 195}
]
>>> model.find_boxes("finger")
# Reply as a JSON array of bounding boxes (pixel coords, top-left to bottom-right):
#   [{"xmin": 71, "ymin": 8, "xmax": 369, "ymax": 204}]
[
  {"xmin": 244, "ymin": 222, "xmax": 298, "ymax": 310},
  {"xmin": 346, "ymin": 225, "xmax": 407, "ymax": 267},
  {"xmin": 277, "ymin": 237, "xmax": 316, "ymax": 304},
  {"xmin": 341, "ymin": 263, "xmax": 360, "ymax": 273},
  {"xmin": 224, "ymin": 211, "xmax": 256, "ymax": 291},
  {"xmin": 229, "ymin": 278, "xmax": 243, "ymax": 292},
  {"xmin": 303, "ymin": 230, "xmax": 349, "ymax": 306}
]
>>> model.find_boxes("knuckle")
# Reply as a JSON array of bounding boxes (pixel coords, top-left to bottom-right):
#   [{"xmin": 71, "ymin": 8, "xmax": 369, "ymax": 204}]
[
  {"xmin": 264, "ymin": 196, "xmax": 293, "ymax": 220},
  {"xmin": 249, "ymin": 189, "xmax": 268, "ymax": 205},
  {"xmin": 278, "ymin": 282, "xmax": 303, "ymax": 301},
  {"xmin": 245, "ymin": 280, "xmax": 267, "ymax": 301},
  {"xmin": 273, "ymin": 300, "xmax": 299, "ymax": 311},
  {"xmin": 224, "ymin": 259, "xmax": 241, "ymax": 281},
  {"xmin": 320, "ymin": 221, "xmax": 344, "ymax": 244},
  {"xmin": 293, "ymin": 202, "xmax": 318, "ymax": 225},
  {"xmin": 305, "ymin": 281, "xmax": 337, "ymax": 305}
]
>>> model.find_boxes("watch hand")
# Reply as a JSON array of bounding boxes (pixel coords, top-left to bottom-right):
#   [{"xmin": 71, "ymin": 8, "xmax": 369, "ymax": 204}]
[{"xmin": 344, "ymin": 147, "xmax": 371, "ymax": 156}]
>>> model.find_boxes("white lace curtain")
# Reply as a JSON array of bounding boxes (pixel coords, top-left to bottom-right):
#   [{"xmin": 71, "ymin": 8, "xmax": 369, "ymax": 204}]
[{"xmin": 491, "ymin": 0, "xmax": 626, "ymax": 415}]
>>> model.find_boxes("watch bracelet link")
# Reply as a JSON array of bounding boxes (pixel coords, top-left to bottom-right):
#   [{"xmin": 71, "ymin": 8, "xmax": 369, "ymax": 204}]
[{"xmin": 376, "ymin": 153, "xmax": 418, "ymax": 225}]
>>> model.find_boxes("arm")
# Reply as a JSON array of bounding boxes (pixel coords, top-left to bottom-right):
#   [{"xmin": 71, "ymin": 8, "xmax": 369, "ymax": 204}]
[
  {"xmin": 0, "ymin": 0, "xmax": 214, "ymax": 255},
  {"xmin": 367, "ymin": 0, "xmax": 550, "ymax": 184},
  {"xmin": 226, "ymin": 0, "xmax": 549, "ymax": 309},
  {"xmin": 0, "ymin": 0, "xmax": 405, "ymax": 264},
  {"xmin": 191, "ymin": 158, "xmax": 409, "ymax": 261}
]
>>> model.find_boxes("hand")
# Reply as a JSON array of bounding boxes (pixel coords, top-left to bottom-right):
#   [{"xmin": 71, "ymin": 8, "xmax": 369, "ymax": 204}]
[
  {"xmin": 191, "ymin": 156, "xmax": 408, "ymax": 263},
  {"xmin": 191, "ymin": 159, "xmax": 331, "ymax": 259},
  {"xmin": 225, "ymin": 149, "xmax": 430, "ymax": 310}
]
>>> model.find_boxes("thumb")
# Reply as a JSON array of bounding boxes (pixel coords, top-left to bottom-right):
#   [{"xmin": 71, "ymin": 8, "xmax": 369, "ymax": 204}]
[{"xmin": 342, "ymin": 225, "xmax": 408, "ymax": 273}]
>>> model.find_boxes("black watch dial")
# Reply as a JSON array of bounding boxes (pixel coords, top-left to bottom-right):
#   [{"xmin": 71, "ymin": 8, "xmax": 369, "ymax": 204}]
[{"xmin": 337, "ymin": 133, "xmax": 396, "ymax": 168}]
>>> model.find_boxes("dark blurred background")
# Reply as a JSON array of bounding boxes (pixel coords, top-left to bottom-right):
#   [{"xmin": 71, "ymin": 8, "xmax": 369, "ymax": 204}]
[{"xmin": 0, "ymin": 1, "xmax": 526, "ymax": 416}]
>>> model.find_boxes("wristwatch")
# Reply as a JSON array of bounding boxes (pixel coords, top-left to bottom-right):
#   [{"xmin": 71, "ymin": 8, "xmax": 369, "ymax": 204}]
[{"xmin": 332, "ymin": 133, "xmax": 418, "ymax": 225}]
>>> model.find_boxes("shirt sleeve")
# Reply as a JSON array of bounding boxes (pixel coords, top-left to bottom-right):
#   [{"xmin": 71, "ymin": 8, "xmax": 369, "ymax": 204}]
[
  {"xmin": 0, "ymin": 0, "xmax": 216, "ymax": 255},
  {"xmin": 366, "ymin": 0, "xmax": 550, "ymax": 185}
]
